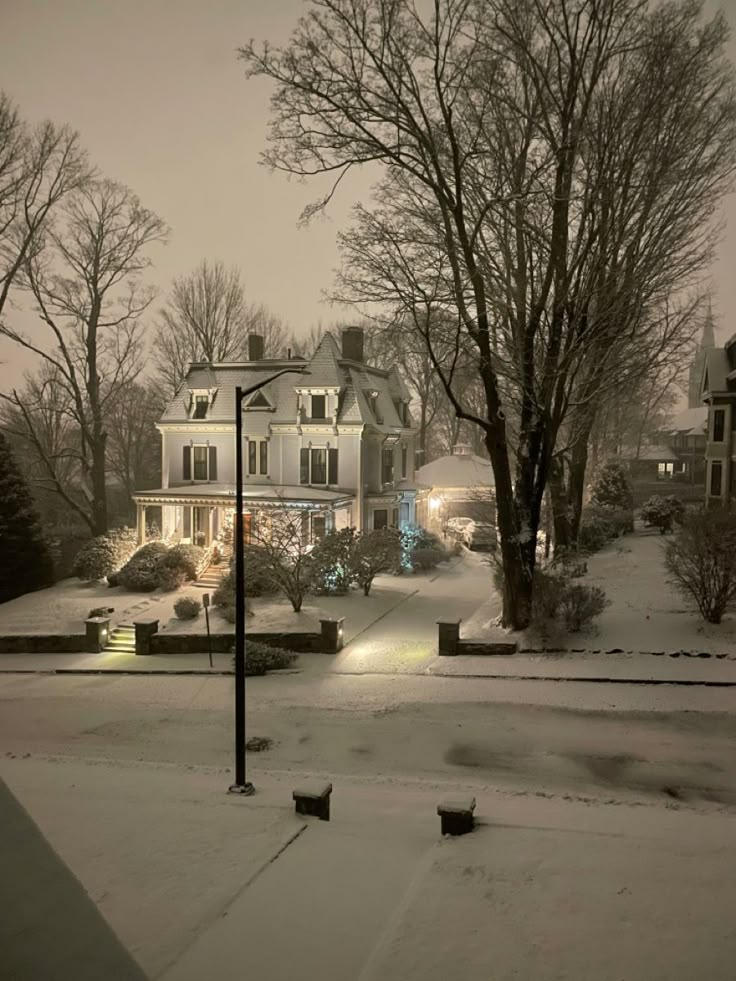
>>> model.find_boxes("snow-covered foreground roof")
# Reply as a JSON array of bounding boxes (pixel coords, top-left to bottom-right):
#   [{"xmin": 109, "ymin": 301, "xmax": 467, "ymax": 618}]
[{"xmin": 669, "ymin": 406, "xmax": 707, "ymax": 436}]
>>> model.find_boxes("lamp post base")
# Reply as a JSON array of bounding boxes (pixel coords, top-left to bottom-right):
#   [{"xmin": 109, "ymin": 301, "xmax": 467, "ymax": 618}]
[{"xmin": 228, "ymin": 782, "xmax": 255, "ymax": 796}]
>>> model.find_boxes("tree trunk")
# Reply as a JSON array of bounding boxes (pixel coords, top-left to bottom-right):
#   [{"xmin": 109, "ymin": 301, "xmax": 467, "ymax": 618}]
[
  {"xmin": 567, "ymin": 431, "xmax": 593, "ymax": 544},
  {"xmin": 484, "ymin": 427, "xmax": 533, "ymax": 630},
  {"xmin": 90, "ymin": 432, "xmax": 108, "ymax": 536},
  {"xmin": 548, "ymin": 456, "xmax": 571, "ymax": 555}
]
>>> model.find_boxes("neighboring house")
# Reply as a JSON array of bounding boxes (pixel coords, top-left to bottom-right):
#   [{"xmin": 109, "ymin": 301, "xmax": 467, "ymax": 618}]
[
  {"xmin": 415, "ymin": 444, "xmax": 495, "ymax": 531},
  {"xmin": 132, "ymin": 328, "xmax": 419, "ymax": 545},
  {"xmin": 666, "ymin": 407, "xmax": 708, "ymax": 484},
  {"xmin": 701, "ymin": 331, "xmax": 736, "ymax": 506}
]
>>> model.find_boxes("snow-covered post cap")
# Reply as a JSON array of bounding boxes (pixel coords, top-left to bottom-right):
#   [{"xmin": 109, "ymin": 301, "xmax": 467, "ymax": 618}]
[
  {"xmin": 436, "ymin": 617, "xmax": 461, "ymax": 656},
  {"xmin": 320, "ymin": 617, "xmax": 345, "ymax": 654}
]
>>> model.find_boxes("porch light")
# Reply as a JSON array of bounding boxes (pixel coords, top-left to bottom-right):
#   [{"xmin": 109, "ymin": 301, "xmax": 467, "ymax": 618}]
[{"xmin": 429, "ymin": 496, "xmax": 442, "ymax": 511}]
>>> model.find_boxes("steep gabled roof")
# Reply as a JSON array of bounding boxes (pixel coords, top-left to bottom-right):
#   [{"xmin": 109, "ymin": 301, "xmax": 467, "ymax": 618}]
[{"xmin": 702, "ymin": 348, "xmax": 731, "ymax": 395}]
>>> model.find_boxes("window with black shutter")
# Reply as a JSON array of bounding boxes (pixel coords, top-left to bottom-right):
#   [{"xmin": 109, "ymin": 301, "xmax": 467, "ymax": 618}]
[
  {"xmin": 300, "ymin": 447, "xmax": 310, "ymax": 484},
  {"xmin": 183, "ymin": 445, "xmax": 192, "ymax": 481},
  {"xmin": 328, "ymin": 448, "xmax": 338, "ymax": 485},
  {"xmin": 248, "ymin": 440, "xmax": 257, "ymax": 474},
  {"xmin": 401, "ymin": 445, "xmax": 408, "ymax": 479},
  {"xmin": 382, "ymin": 446, "xmax": 394, "ymax": 485},
  {"xmin": 260, "ymin": 441, "xmax": 268, "ymax": 475},
  {"xmin": 208, "ymin": 446, "xmax": 217, "ymax": 481}
]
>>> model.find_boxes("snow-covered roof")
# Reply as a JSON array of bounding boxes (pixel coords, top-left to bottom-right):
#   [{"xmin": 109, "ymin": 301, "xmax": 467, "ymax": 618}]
[
  {"xmin": 159, "ymin": 331, "xmax": 415, "ymax": 432},
  {"xmin": 618, "ymin": 444, "xmax": 679, "ymax": 462},
  {"xmin": 416, "ymin": 452, "xmax": 494, "ymax": 489},
  {"xmin": 669, "ymin": 407, "xmax": 707, "ymax": 436}
]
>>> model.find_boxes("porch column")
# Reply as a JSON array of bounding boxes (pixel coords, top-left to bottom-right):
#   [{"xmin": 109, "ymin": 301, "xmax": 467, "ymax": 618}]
[
  {"xmin": 136, "ymin": 503, "xmax": 146, "ymax": 545},
  {"xmin": 208, "ymin": 506, "xmax": 215, "ymax": 545}
]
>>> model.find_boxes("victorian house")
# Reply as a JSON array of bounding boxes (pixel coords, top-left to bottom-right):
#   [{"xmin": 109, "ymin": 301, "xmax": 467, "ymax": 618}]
[
  {"xmin": 701, "ymin": 330, "xmax": 736, "ymax": 505},
  {"xmin": 132, "ymin": 328, "xmax": 419, "ymax": 545}
]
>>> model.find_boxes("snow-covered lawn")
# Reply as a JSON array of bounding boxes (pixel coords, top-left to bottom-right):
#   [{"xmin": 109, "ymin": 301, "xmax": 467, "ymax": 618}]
[
  {"xmin": 157, "ymin": 571, "xmax": 427, "ymax": 642},
  {"xmin": 0, "ymin": 578, "xmax": 183, "ymax": 635},
  {"xmin": 465, "ymin": 529, "xmax": 736, "ymax": 656}
]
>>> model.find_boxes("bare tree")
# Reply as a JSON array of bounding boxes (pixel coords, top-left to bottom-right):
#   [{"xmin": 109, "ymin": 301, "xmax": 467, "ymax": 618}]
[
  {"xmin": 106, "ymin": 381, "xmax": 163, "ymax": 504},
  {"xmin": 0, "ymin": 179, "xmax": 167, "ymax": 534},
  {"xmin": 153, "ymin": 260, "xmax": 288, "ymax": 393},
  {"xmin": 242, "ymin": 0, "xmax": 736, "ymax": 628},
  {"xmin": 0, "ymin": 93, "xmax": 89, "ymax": 321}
]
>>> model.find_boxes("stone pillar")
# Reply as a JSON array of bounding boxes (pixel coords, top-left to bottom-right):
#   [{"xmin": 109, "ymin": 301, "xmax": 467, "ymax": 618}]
[
  {"xmin": 437, "ymin": 617, "xmax": 461, "ymax": 656},
  {"xmin": 134, "ymin": 619, "xmax": 160, "ymax": 656},
  {"xmin": 85, "ymin": 617, "xmax": 111, "ymax": 654},
  {"xmin": 320, "ymin": 617, "xmax": 345, "ymax": 655},
  {"xmin": 136, "ymin": 504, "xmax": 146, "ymax": 545}
]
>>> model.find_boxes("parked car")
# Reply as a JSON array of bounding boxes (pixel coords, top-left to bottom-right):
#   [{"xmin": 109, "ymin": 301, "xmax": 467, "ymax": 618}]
[
  {"xmin": 463, "ymin": 520, "xmax": 497, "ymax": 551},
  {"xmin": 446, "ymin": 516, "xmax": 474, "ymax": 540}
]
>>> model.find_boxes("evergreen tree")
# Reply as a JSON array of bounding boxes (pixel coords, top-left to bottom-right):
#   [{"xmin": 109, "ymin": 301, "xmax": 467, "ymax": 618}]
[
  {"xmin": 589, "ymin": 462, "xmax": 634, "ymax": 512},
  {"xmin": 0, "ymin": 432, "xmax": 54, "ymax": 602}
]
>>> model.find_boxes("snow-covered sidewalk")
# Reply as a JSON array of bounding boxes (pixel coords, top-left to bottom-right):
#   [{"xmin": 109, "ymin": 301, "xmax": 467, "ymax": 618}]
[{"xmin": 3, "ymin": 756, "xmax": 735, "ymax": 981}]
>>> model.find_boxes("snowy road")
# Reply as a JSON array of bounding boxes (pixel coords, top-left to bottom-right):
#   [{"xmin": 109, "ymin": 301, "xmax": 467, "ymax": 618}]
[{"xmin": 1, "ymin": 670, "xmax": 735, "ymax": 811}]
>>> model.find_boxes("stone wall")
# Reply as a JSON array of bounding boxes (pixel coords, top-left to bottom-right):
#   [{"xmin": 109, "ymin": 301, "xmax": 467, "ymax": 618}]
[{"xmin": 0, "ymin": 636, "xmax": 87, "ymax": 654}]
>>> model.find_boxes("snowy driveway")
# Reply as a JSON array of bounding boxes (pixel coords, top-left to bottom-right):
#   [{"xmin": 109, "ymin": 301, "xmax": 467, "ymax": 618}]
[{"xmin": 330, "ymin": 551, "xmax": 497, "ymax": 674}]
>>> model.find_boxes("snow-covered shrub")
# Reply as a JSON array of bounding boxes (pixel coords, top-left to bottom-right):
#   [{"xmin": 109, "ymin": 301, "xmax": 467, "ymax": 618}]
[
  {"xmin": 157, "ymin": 566, "xmax": 187, "ymax": 591},
  {"xmin": 558, "ymin": 583, "xmax": 609, "ymax": 632},
  {"xmin": 531, "ymin": 567, "xmax": 569, "ymax": 621},
  {"xmin": 308, "ymin": 528, "xmax": 356, "ymax": 595},
  {"xmin": 156, "ymin": 543, "xmax": 206, "ymax": 583},
  {"xmin": 577, "ymin": 518, "xmax": 610, "ymax": 554},
  {"xmin": 231, "ymin": 641, "xmax": 299, "ymax": 676},
  {"xmin": 399, "ymin": 524, "xmax": 447, "ymax": 572},
  {"xmin": 665, "ymin": 507, "xmax": 736, "ymax": 623},
  {"xmin": 174, "ymin": 595, "xmax": 201, "ymax": 620},
  {"xmin": 589, "ymin": 462, "xmax": 634, "ymax": 512},
  {"xmin": 350, "ymin": 528, "xmax": 402, "ymax": 595},
  {"xmin": 640, "ymin": 495, "xmax": 674, "ymax": 533},
  {"xmin": 73, "ymin": 528, "xmax": 137, "ymax": 581},
  {"xmin": 117, "ymin": 541, "xmax": 169, "ymax": 591},
  {"xmin": 410, "ymin": 546, "xmax": 443, "ymax": 571}
]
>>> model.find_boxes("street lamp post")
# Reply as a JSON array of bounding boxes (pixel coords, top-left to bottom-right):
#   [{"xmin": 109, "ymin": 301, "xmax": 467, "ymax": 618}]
[{"xmin": 228, "ymin": 367, "xmax": 309, "ymax": 796}]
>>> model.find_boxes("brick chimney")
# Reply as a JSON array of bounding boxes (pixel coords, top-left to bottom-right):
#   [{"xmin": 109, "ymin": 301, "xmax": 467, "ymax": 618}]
[
  {"xmin": 248, "ymin": 334, "xmax": 264, "ymax": 361},
  {"xmin": 341, "ymin": 326, "xmax": 364, "ymax": 363}
]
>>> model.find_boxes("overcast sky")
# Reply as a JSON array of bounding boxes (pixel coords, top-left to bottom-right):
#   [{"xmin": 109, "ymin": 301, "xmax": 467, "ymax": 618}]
[{"xmin": 1, "ymin": 0, "xmax": 735, "ymax": 383}]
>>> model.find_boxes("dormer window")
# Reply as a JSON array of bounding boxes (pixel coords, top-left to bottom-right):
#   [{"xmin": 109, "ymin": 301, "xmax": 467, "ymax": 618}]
[
  {"xmin": 366, "ymin": 390, "xmax": 382, "ymax": 423},
  {"xmin": 311, "ymin": 394, "xmax": 326, "ymax": 419},
  {"xmin": 189, "ymin": 389, "xmax": 215, "ymax": 419}
]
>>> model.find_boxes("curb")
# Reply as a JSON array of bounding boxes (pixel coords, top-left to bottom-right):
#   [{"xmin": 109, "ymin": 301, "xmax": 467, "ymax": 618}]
[{"xmin": 0, "ymin": 667, "xmax": 734, "ymax": 686}]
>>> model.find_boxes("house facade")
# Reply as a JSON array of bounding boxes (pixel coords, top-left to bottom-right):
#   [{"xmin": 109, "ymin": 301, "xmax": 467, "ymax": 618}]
[
  {"xmin": 131, "ymin": 328, "xmax": 419, "ymax": 545},
  {"xmin": 702, "ymin": 332, "xmax": 736, "ymax": 506}
]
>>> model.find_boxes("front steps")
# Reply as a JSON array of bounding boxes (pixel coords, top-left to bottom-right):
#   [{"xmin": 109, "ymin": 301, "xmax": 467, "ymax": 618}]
[
  {"xmin": 103, "ymin": 623, "xmax": 135, "ymax": 654},
  {"xmin": 195, "ymin": 563, "xmax": 227, "ymax": 591}
]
